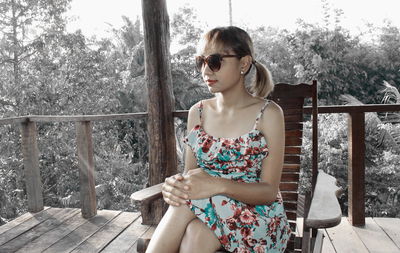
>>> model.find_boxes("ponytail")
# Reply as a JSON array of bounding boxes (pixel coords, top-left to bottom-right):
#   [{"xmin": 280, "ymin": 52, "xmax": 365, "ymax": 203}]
[{"xmin": 249, "ymin": 61, "xmax": 274, "ymax": 98}]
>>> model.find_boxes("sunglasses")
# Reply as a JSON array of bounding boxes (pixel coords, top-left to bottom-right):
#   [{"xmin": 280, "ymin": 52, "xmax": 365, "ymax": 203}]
[{"xmin": 195, "ymin": 54, "xmax": 241, "ymax": 72}]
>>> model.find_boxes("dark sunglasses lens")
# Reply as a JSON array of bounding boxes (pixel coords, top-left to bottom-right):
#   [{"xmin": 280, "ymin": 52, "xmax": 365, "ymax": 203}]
[
  {"xmin": 195, "ymin": 56, "xmax": 205, "ymax": 71},
  {"xmin": 208, "ymin": 55, "xmax": 221, "ymax": 72}
]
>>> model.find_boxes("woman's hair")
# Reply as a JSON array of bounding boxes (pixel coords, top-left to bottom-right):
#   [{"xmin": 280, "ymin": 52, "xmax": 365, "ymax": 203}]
[{"xmin": 199, "ymin": 26, "xmax": 274, "ymax": 98}]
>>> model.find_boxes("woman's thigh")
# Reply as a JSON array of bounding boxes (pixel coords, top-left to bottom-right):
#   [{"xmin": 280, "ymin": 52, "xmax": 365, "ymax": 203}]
[{"xmin": 180, "ymin": 218, "xmax": 224, "ymax": 253}]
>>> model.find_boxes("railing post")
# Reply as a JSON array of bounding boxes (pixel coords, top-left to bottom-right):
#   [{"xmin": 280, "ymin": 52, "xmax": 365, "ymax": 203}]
[
  {"xmin": 76, "ymin": 121, "xmax": 97, "ymax": 218},
  {"xmin": 20, "ymin": 121, "xmax": 44, "ymax": 212},
  {"xmin": 347, "ymin": 112, "xmax": 365, "ymax": 226}
]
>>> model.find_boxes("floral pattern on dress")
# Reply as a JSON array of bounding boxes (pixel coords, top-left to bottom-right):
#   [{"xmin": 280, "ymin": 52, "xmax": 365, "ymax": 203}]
[{"xmin": 182, "ymin": 100, "xmax": 291, "ymax": 253}]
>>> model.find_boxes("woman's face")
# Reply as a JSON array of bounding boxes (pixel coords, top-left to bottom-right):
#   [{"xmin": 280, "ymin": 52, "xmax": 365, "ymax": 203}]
[{"xmin": 199, "ymin": 43, "xmax": 243, "ymax": 94}]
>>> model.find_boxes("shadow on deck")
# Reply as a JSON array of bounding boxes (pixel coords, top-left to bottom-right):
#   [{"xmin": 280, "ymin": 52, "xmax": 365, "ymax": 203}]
[{"xmin": 0, "ymin": 207, "xmax": 399, "ymax": 252}]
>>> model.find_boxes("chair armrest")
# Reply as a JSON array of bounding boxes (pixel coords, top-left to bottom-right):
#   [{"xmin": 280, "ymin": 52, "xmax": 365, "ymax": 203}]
[
  {"xmin": 304, "ymin": 170, "xmax": 342, "ymax": 229},
  {"xmin": 130, "ymin": 182, "xmax": 163, "ymax": 205}
]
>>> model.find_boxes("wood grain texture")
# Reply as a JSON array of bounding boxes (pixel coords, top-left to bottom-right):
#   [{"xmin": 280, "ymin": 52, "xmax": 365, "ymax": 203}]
[
  {"xmin": 21, "ymin": 121, "xmax": 43, "ymax": 212},
  {"xmin": 373, "ymin": 217, "xmax": 400, "ymax": 249},
  {"xmin": 70, "ymin": 212, "xmax": 138, "ymax": 253},
  {"xmin": 101, "ymin": 214, "xmax": 149, "ymax": 253},
  {"xmin": 0, "ymin": 207, "xmax": 50, "ymax": 235},
  {"xmin": 0, "ymin": 208, "xmax": 79, "ymax": 252},
  {"xmin": 42, "ymin": 210, "xmax": 120, "ymax": 253},
  {"xmin": 14, "ymin": 210, "xmax": 86, "ymax": 253},
  {"xmin": 305, "ymin": 170, "xmax": 342, "ymax": 228},
  {"xmin": 75, "ymin": 121, "xmax": 97, "ymax": 218},
  {"xmin": 325, "ymin": 217, "xmax": 369, "ymax": 253},
  {"xmin": 348, "ymin": 112, "xmax": 365, "ymax": 226},
  {"xmin": 0, "ymin": 207, "xmax": 60, "ymax": 246},
  {"xmin": 352, "ymin": 218, "xmax": 400, "ymax": 253}
]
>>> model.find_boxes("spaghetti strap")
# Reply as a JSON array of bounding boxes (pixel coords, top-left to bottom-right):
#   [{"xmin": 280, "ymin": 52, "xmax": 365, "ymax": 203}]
[
  {"xmin": 253, "ymin": 99, "xmax": 270, "ymax": 129},
  {"xmin": 198, "ymin": 100, "xmax": 204, "ymax": 125}
]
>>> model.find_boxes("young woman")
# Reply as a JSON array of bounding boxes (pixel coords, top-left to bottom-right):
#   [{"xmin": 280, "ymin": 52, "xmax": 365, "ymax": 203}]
[{"xmin": 146, "ymin": 26, "xmax": 291, "ymax": 253}]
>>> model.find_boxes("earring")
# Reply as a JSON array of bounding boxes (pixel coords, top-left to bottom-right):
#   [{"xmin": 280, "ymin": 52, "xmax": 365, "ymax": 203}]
[{"xmin": 240, "ymin": 70, "xmax": 244, "ymax": 75}]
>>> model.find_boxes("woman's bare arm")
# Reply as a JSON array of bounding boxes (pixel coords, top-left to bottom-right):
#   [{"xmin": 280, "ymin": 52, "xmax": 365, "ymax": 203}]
[{"xmin": 161, "ymin": 103, "xmax": 200, "ymax": 206}]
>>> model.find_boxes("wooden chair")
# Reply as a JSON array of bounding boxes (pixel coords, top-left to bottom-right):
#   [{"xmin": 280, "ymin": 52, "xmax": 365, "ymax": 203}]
[{"xmin": 131, "ymin": 81, "xmax": 342, "ymax": 253}]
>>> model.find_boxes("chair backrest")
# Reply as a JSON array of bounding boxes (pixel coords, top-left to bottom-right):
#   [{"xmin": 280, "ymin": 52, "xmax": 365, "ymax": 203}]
[{"xmin": 267, "ymin": 81, "xmax": 318, "ymax": 252}]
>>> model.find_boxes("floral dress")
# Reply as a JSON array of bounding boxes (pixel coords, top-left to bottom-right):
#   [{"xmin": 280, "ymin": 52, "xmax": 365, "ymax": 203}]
[{"xmin": 183, "ymin": 99, "xmax": 291, "ymax": 253}]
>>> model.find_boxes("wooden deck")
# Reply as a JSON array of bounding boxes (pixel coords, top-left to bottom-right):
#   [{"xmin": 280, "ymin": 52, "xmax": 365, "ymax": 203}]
[{"xmin": 0, "ymin": 207, "xmax": 399, "ymax": 252}]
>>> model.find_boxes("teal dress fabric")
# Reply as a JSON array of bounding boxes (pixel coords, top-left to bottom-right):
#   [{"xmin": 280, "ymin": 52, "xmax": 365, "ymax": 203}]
[{"xmin": 183, "ymin": 100, "xmax": 291, "ymax": 253}]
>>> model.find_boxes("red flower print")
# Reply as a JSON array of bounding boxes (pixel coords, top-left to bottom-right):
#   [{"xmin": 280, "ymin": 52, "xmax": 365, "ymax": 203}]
[
  {"xmin": 237, "ymin": 247, "xmax": 251, "ymax": 253},
  {"xmin": 254, "ymin": 244, "xmax": 265, "ymax": 253},
  {"xmin": 240, "ymin": 209, "xmax": 256, "ymax": 224},
  {"xmin": 230, "ymin": 203, "xmax": 237, "ymax": 211},
  {"xmin": 202, "ymin": 138, "xmax": 213, "ymax": 153},
  {"xmin": 211, "ymin": 223, "xmax": 217, "ymax": 231},
  {"xmin": 268, "ymin": 217, "xmax": 281, "ymax": 233},
  {"xmin": 226, "ymin": 217, "xmax": 237, "ymax": 230},
  {"xmin": 219, "ymin": 234, "xmax": 229, "ymax": 245},
  {"xmin": 240, "ymin": 227, "xmax": 253, "ymax": 238},
  {"xmin": 233, "ymin": 207, "xmax": 242, "ymax": 218},
  {"xmin": 221, "ymin": 200, "xmax": 228, "ymax": 206}
]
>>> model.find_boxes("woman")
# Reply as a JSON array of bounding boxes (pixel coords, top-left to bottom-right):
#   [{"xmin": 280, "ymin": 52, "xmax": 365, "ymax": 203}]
[{"xmin": 146, "ymin": 26, "xmax": 291, "ymax": 253}]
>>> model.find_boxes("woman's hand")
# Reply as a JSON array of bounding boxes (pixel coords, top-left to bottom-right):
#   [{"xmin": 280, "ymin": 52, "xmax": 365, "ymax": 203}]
[
  {"xmin": 162, "ymin": 173, "xmax": 190, "ymax": 207},
  {"xmin": 183, "ymin": 168, "xmax": 220, "ymax": 200}
]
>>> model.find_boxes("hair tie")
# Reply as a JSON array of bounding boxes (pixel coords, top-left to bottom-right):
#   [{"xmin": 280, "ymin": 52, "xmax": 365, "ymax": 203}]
[{"xmin": 252, "ymin": 60, "xmax": 257, "ymax": 64}]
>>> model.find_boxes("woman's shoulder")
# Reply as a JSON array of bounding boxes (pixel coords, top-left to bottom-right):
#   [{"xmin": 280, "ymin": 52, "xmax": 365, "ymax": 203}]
[{"xmin": 258, "ymin": 99, "xmax": 284, "ymax": 131}]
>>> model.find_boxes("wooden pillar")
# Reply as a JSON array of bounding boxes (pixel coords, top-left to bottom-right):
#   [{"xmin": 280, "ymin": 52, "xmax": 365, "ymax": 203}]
[
  {"xmin": 76, "ymin": 121, "xmax": 97, "ymax": 218},
  {"xmin": 141, "ymin": 0, "xmax": 177, "ymax": 222},
  {"xmin": 21, "ymin": 121, "xmax": 44, "ymax": 212},
  {"xmin": 142, "ymin": 0, "xmax": 177, "ymax": 184},
  {"xmin": 347, "ymin": 112, "xmax": 365, "ymax": 226}
]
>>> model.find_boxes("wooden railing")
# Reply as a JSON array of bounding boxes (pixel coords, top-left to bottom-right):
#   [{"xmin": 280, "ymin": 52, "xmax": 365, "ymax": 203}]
[
  {"xmin": 0, "ymin": 113, "xmax": 147, "ymax": 218},
  {"xmin": 1, "ymin": 104, "xmax": 400, "ymax": 224}
]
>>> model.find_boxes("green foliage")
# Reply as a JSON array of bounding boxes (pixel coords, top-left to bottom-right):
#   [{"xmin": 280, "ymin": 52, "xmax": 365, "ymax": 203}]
[
  {"xmin": 1, "ymin": 3, "xmax": 400, "ymax": 225},
  {"xmin": 301, "ymin": 112, "xmax": 400, "ymax": 217}
]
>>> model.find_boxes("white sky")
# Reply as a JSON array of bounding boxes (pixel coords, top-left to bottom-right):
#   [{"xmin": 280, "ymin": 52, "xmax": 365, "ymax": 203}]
[{"xmin": 66, "ymin": 0, "xmax": 400, "ymax": 38}]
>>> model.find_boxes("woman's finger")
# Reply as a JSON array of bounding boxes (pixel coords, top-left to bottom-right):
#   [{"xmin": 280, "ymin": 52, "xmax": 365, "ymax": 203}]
[
  {"xmin": 164, "ymin": 189, "xmax": 187, "ymax": 204},
  {"xmin": 166, "ymin": 176, "xmax": 188, "ymax": 191}
]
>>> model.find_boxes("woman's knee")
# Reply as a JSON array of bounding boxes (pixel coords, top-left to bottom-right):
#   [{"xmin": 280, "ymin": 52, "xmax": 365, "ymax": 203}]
[
  {"xmin": 180, "ymin": 219, "xmax": 222, "ymax": 252},
  {"xmin": 180, "ymin": 219, "xmax": 203, "ymax": 249}
]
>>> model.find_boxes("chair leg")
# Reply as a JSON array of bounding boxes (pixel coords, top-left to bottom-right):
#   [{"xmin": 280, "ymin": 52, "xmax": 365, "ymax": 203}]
[{"xmin": 302, "ymin": 228, "xmax": 311, "ymax": 253}]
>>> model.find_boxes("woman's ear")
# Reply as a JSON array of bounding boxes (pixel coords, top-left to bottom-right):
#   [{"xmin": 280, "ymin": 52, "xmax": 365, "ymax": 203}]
[{"xmin": 240, "ymin": 55, "xmax": 253, "ymax": 73}]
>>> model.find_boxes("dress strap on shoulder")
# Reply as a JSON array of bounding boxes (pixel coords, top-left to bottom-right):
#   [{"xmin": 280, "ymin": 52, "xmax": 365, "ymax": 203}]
[
  {"xmin": 253, "ymin": 99, "xmax": 270, "ymax": 129},
  {"xmin": 198, "ymin": 100, "xmax": 204, "ymax": 125}
]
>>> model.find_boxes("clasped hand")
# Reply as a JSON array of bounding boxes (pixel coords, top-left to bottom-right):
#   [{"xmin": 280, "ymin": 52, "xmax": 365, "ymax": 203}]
[{"xmin": 161, "ymin": 168, "xmax": 219, "ymax": 206}]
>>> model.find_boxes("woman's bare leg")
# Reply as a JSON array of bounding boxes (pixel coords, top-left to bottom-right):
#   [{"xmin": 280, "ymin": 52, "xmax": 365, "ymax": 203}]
[
  {"xmin": 179, "ymin": 218, "xmax": 223, "ymax": 253},
  {"xmin": 146, "ymin": 204, "xmax": 196, "ymax": 253}
]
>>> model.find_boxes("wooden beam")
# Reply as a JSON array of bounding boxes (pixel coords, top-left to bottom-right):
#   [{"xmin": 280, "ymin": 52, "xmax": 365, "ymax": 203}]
[
  {"xmin": 76, "ymin": 121, "xmax": 97, "ymax": 218},
  {"xmin": 142, "ymin": 0, "xmax": 176, "ymax": 223},
  {"xmin": 348, "ymin": 112, "xmax": 365, "ymax": 226},
  {"xmin": 142, "ymin": 0, "xmax": 177, "ymax": 183},
  {"xmin": 20, "ymin": 121, "xmax": 43, "ymax": 212}
]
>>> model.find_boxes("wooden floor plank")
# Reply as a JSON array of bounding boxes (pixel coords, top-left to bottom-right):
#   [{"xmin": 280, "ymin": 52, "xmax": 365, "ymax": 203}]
[
  {"xmin": 0, "ymin": 206, "xmax": 50, "ymax": 236},
  {"xmin": 373, "ymin": 217, "xmax": 400, "ymax": 249},
  {"xmin": 15, "ymin": 210, "xmax": 88, "ymax": 253},
  {"xmin": 325, "ymin": 217, "xmax": 369, "ymax": 253},
  {"xmin": 101, "ymin": 214, "xmax": 151, "ymax": 253},
  {"xmin": 352, "ymin": 217, "xmax": 400, "ymax": 253},
  {"xmin": 322, "ymin": 229, "xmax": 336, "ymax": 253},
  {"xmin": 71, "ymin": 211, "xmax": 138, "ymax": 253},
  {"xmin": 0, "ymin": 208, "xmax": 80, "ymax": 252},
  {"xmin": 0, "ymin": 207, "xmax": 61, "ymax": 246},
  {"xmin": 126, "ymin": 226, "xmax": 155, "ymax": 253},
  {"xmin": 42, "ymin": 209, "xmax": 121, "ymax": 253}
]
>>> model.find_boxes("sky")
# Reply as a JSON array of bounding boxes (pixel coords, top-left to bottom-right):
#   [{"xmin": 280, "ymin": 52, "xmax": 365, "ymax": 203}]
[{"xmin": 66, "ymin": 0, "xmax": 400, "ymax": 39}]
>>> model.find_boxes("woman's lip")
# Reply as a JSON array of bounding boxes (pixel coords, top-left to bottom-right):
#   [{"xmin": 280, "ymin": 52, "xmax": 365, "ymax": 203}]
[{"xmin": 206, "ymin": 80, "xmax": 217, "ymax": 85}]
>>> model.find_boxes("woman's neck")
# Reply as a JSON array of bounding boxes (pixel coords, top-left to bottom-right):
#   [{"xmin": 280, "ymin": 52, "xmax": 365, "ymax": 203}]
[{"xmin": 214, "ymin": 83, "xmax": 254, "ymax": 110}]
